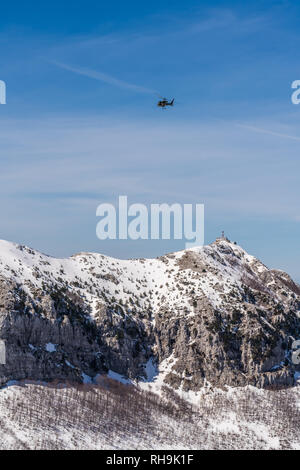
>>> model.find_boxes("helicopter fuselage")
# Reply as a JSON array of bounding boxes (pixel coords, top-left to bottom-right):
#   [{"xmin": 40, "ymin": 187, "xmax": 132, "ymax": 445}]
[{"xmin": 157, "ymin": 98, "xmax": 174, "ymax": 108}]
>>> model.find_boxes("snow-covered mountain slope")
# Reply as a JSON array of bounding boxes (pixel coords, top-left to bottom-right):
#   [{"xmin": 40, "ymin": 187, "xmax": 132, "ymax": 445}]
[
  {"xmin": 0, "ymin": 379, "xmax": 299, "ymax": 450},
  {"xmin": 0, "ymin": 237, "xmax": 299, "ymax": 390},
  {"xmin": 0, "ymin": 238, "xmax": 260, "ymax": 314}
]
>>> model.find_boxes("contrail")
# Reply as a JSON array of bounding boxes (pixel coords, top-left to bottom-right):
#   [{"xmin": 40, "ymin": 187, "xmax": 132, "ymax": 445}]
[
  {"xmin": 50, "ymin": 60, "xmax": 158, "ymax": 95},
  {"xmin": 236, "ymin": 123, "xmax": 300, "ymax": 142}
]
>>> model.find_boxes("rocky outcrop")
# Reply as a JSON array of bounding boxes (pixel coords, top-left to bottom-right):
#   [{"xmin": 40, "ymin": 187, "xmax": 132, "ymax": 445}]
[
  {"xmin": 0, "ymin": 238, "xmax": 299, "ymax": 390},
  {"xmin": 0, "ymin": 278, "xmax": 152, "ymax": 386}
]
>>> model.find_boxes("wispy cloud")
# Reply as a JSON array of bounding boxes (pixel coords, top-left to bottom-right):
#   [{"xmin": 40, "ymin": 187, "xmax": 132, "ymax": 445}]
[
  {"xmin": 50, "ymin": 60, "xmax": 159, "ymax": 95},
  {"xmin": 189, "ymin": 9, "xmax": 266, "ymax": 34},
  {"xmin": 236, "ymin": 123, "xmax": 300, "ymax": 142},
  {"xmin": 0, "ymin": 114, "xmax": 299, "ymax": 277}
]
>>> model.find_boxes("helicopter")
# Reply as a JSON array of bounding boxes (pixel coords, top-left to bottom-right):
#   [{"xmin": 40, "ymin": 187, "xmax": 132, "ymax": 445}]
[{"xmin": 157, "ymin": 97, "xmax": 174, "ymax": 108}]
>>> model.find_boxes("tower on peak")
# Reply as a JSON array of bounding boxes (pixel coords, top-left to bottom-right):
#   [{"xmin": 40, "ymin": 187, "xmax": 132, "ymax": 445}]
[{"xmin": 216, "ymin": 231, "xmax": 230, "ymax": 243}]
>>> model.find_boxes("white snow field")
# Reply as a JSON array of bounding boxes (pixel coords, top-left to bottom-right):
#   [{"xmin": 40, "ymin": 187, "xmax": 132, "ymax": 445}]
[{"xmin": 0, "ymin": 377, "xmax": 299, "ymax": 450}]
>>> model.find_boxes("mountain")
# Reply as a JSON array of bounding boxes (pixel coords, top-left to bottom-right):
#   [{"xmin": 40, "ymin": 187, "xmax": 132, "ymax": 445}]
[{"xmin": 0, "ymin": 237, "xmax": 299, "ymax": 391}]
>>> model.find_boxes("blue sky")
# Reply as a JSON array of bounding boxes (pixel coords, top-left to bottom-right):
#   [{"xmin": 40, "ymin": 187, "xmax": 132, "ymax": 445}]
[{"xmin": 0, "ymin": 0, "xmax": 299, "ymax": 280}]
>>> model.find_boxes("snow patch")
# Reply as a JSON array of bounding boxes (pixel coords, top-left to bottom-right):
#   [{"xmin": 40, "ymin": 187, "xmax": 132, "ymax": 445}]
[{"xmin": 45, "ymin": 343, "xmax": 57, "ymax": 353}]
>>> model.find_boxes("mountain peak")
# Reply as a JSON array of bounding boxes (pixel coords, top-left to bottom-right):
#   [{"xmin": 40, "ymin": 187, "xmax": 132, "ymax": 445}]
[{"xmin": 0, "ymin": 238, "xmax": 299, "ymax": 391}]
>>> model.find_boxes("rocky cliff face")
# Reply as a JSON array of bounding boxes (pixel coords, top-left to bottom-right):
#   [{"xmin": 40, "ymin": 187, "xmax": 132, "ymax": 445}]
[{"xmin": 0, "ymin": 238, "xmax": 299, "ymax": 390}]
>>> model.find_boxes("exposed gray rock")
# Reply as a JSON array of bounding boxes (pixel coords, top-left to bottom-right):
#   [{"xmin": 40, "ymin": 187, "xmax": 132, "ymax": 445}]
[{"xmin": 0, "ymin": 238, "xmax": 299, "ymax": 390}]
